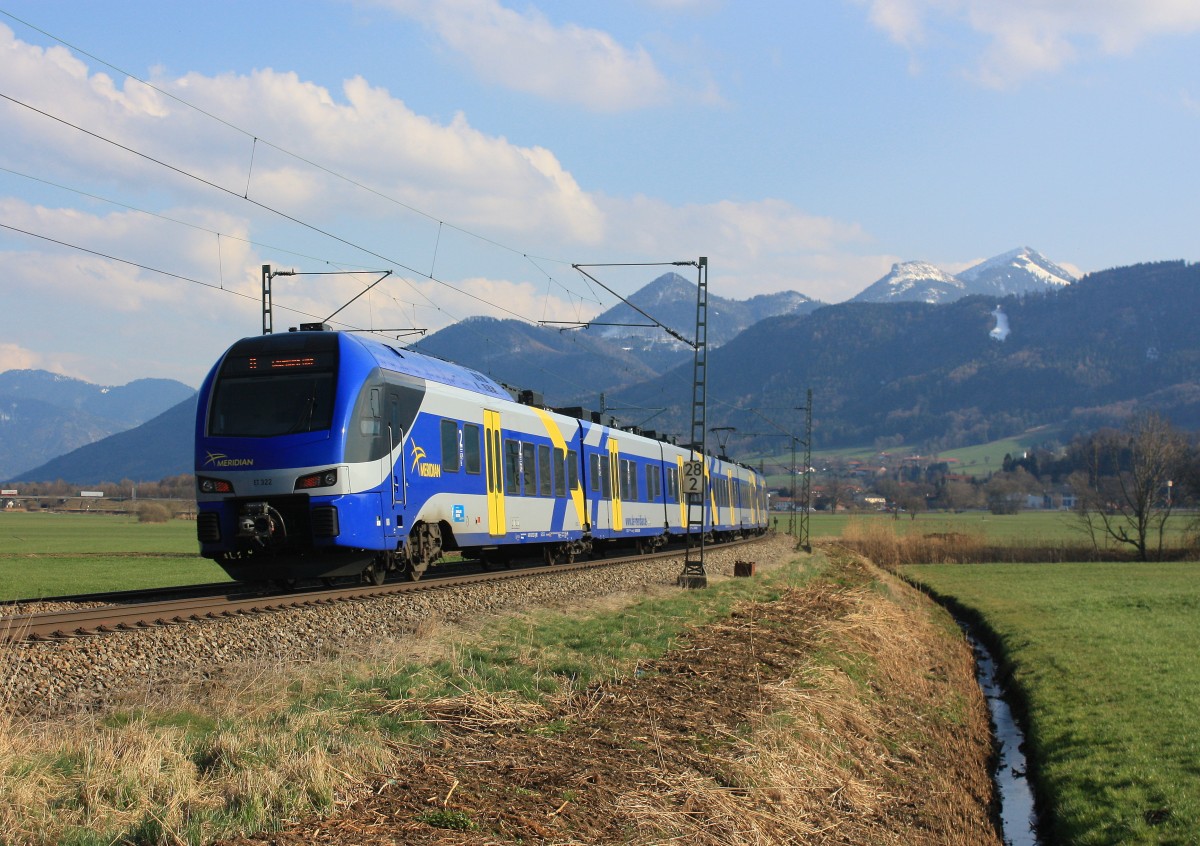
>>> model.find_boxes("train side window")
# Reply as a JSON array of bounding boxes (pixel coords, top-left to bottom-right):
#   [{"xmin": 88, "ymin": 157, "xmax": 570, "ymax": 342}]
[
  {"xmin": 504, "ymin": 439, "xmax": 520, "ymax": 495},
  {"xmin": 386, "ymin": 393, "xmax": 402, "ymax": 457},
  {"xmin": 567, "ymin": 449, "xmax": 579, "ymax": 491},
  {"xmin": 485, "ymin": 430, "xmax": 494, "ymax": 492},
  {"xmin": 522, "ymin": 442, "xmax": 536, "ymax": 496},
  {"xmin": 538, "ymin": 444, "xmax": 552, "ymax": 496},
  {"xmin": 346, "ymin": 369, "xmax": 426, "ymax": 464},
  {"xmin": 463, "ymin": 423, "xmax": 481, "ymax": 474},
  {"xmin": 618, "ymin": 459, "xmax": 629, "ymax": 500},
  {"xmin": 665, "ymin": 466, "xmax": 677, "ymax": 502},
  {"xmin": 646, "ymin": 465, "xmax": 657, "ymax": 501},
  {"xmin": 365, "ymin": 388, "xmax": 381, "ymax": 433},
  {"xmin": 553, "ymin": 447, "xmax": 565, "ymax": 497},
  {"xmin": 441, "ymin": 419, "xmax": 460, "ymax": 473},
  {"xmin": 599, "ymin": 454, "xmax": 611, "ymax": 498},
  {"xmin": 630, "ymin": 460, "xmax": 639, "ymax": 501},
  {"xmin": 589, "ymin": 453, "xmax": 601, "ymax": 492}
]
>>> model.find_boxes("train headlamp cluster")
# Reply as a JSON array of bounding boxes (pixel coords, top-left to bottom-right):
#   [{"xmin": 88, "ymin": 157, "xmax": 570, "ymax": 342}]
[
  {"xmin": 197, "ymin": 476, "xmax": 233, "ymax": 494},
  {"xmin": 295, "ymin": 468, "xmax": 338, "ymax": 491}
]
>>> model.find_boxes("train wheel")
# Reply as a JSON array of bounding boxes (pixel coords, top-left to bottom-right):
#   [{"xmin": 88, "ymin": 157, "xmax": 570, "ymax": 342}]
[
  {"xmin": 407, "ymin": 523, "xmax": 440, "ymax": 581},
  {"xmin": 362, "ymin": 562, "xmax": 386, "ymax": 586}
]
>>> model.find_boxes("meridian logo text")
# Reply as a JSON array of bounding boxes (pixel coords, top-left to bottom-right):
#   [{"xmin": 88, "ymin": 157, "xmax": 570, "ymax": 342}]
[{"xmin": 204, "ymin": 452, "xmax": 255, "ymax": 468}]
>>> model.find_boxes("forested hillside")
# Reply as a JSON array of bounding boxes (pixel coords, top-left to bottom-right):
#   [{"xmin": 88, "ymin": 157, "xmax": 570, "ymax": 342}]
[{"xmin": 609, "ymin": 261, "xmax": 1200, "ymax": 450}]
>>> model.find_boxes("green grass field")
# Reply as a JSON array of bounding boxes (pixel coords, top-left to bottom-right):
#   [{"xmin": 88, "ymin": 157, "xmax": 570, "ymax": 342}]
[
  {"xmin": 0, "ymin": 512, "xmax": 229, "ymax": 599},
  {"xmin": 799, "ymin": 509, "xmax": 1085, "ymax": 543},
  {"xmin": 902, "ymin": 560, "xmax": 1200, "ymax": 845},
  {"xmin": 781, "ymin": 509, "xmax": 1195, "ymax": 549},
  {"xmin": 753, "ymin": 425, "xmax": 1066, "ymax": 482}
]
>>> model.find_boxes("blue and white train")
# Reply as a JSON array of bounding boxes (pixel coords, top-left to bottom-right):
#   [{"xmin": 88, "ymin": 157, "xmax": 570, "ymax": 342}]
[{"xmin": 195, "ymin": 326, "xmax": 768, "ymax": 585}]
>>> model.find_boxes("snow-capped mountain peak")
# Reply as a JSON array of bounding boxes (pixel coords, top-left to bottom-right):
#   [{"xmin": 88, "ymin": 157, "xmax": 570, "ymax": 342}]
[
  {"xmin": 957, "ymin": 246, "xmax": 1076, "ymax": 295},
  {"xmin": 850, "ymin": 248, "xmax": 1076, "ymax": 305},
  {"xmin": 850, "ymin": 260, "xmax": 966, "ymax": 304}
]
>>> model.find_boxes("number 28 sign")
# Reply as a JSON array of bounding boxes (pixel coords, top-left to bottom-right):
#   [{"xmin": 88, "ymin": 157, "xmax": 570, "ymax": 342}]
[{"xmin": 682, "ymin": 460, "xmax": 705, "ymax": 495}]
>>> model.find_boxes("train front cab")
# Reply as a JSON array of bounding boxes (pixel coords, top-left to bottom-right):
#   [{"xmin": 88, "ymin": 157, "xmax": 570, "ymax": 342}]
[{"xmin": 195, "ymin": 332, "xmax": 424, "ymax": 584}]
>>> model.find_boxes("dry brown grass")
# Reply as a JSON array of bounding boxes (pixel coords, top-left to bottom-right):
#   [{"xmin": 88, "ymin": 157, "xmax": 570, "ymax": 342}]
[
  {"xmin": 1, "ymin": 540, "xmax": 996, "ymax": 846},
  {"xmin": 0, "ymin": 645, "xmax": 415, "ymax": 844},
  {"xmin": 207, "ymin": 548, "xmax": 999, "ymax": 846},
  {"xmin": 598, "ymin": 561, "xmax": 996, "ymax": 846},
  {"xmin": 840, "ymin": 518, "xmax": 989, "ymax": 567}
]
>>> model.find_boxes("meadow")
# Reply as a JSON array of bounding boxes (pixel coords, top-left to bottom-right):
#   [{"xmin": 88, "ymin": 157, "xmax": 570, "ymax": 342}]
[
  {"xmin": 805, "ymin": 509, "xmax": 1083, "ymax": 543},
  {"xmin": 6, "ymin": 507, "xmax": 1199, "ymax": 843},
  {"xmin": 0, "ymin": 512, "xmax": 228, "ymax": 600},
  {"xmin": 0, "ymin": 538, "xmax": 995, "ymax": 846},
  {"xmin": 902, "ymin": 557, "xmax": 1200, "ymax": 845}
]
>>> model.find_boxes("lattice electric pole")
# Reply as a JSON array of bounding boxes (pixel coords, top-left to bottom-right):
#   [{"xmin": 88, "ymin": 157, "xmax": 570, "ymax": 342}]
[
  {"xmin": 571, "ymin": 257, "xmax": 712, "ymax": 588},
  {"xmin": 746, "ymin": 390, "xmax": 813, "ymax": 552},
  {"xmin": 678, "ymin": 257, "xmax": 710, "ymax": 588},
  {"xmin": 799, "ymin": 390, "xmax": 812, "ymax": 553}
]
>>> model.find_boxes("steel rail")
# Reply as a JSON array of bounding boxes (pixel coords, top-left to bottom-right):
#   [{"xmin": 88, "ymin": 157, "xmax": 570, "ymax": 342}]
[
  {"xmin": 0, "ymin": 536, "xmax": 766, "ymax": 643},
  {"xmin": 0, "ymin": 581, "xmax": 245, "ymax": 610}
]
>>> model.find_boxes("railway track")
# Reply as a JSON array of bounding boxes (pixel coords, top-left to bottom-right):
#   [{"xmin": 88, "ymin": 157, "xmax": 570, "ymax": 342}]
[
  {"xmin": 1, "ymin": 537, "xmax": 764, "ymax": 642},
  {"xmin": 0, "ymin": 581, "xmax": 243, "ymax": 611}
]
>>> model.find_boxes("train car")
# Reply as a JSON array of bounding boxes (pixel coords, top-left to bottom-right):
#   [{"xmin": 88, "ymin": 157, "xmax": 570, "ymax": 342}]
[{"xmin": 195, "ymin": 326, "xmax": 766, "ymax": 585}]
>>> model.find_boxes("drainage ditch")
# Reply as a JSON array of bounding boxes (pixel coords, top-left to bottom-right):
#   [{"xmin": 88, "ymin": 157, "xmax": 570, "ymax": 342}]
[{"xmin": 964, "ymin": 625, "xmax": 1041, "ymax": 846}]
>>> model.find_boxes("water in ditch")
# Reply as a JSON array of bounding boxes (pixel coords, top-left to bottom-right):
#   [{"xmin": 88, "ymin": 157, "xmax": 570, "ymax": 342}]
[{"xmin": 966, "ymin": 628, "xmax": 1041, "ymax": 846}]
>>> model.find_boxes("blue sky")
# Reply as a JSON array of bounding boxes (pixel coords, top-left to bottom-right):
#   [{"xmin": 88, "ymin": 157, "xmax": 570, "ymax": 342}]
[{"xmin": 1, "ymin": 0, "xmax": 1198, "ymax": 387}]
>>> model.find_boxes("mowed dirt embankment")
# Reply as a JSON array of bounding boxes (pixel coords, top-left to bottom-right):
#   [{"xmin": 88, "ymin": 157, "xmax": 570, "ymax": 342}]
[{"xmin": 217, "ymin": 543, "xmax": 1001, "ymax": 846}]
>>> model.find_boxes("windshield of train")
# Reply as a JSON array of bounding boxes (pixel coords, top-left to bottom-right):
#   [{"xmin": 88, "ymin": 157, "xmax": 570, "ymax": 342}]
[{"xmin": 208, "ymin": 344, "xmax": 337, "ymax": 437}]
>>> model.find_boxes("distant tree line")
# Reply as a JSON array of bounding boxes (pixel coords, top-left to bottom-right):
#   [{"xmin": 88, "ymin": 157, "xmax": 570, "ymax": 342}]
[
  {"xmin": 11, "ymin": 475, "xmax": 195, "ymax": 500},
  {"xmin": 856, "ymin": 413, "xmax": 1198, "ymax": 559}
]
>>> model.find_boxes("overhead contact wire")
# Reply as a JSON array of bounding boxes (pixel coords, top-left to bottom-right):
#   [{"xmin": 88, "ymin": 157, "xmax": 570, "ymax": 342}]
[{"xmin": 0, "ymin": 91, "xmax": 535, "ymax": 323}]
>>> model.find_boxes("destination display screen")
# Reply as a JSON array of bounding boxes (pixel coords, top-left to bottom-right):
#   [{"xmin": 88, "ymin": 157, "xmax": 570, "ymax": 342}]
[{"xmin": 222, "ymin": 351, "xmax": 336, "ymax": 377}]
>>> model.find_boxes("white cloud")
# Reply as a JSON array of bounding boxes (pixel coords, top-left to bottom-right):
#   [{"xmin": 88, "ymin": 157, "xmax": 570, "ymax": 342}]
[
  {"xmin": 598, "ymin": 194, "xmax": 874, "ymax": 299},
  {"xmin": 0, "ymin": 23, "xmax": 606, "ymax": 248},
  {"xmin": 0, "ymin": 19, "xmax": 891, "ymax": 386},
  {"xmin": 0, "ymin": 198, "xmax": 257, "ymax": 311},
  {"xmin": 0, "ymin": 342, "xmax": 46, "ymax": 373},
  {"xmin": 859, "ymin": 0, "xmax": 1200, "ymax": 86},
  {"xmin": 368, "ymin": 0, "xmax": 673, "ymax": 111}
]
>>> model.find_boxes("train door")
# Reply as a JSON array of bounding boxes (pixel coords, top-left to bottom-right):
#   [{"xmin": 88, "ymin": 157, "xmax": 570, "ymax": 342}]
[
  {"xmin": 675, "ymin": 455, "xmax": 687, "ymax": 529},
  {"xmin": 608, "ymin": 438, "xmax": 623, "ymax": 531},
  {"xmin": 378, "ymin": 388, "xmax": 404, "ymax": 541},
  {"xmin": 386, "ymin": 389, "xmax": 406, "ymax": 510},
  {"xmin": 483, "ymin": 409, "xmax": 505, "ymax": 536}
]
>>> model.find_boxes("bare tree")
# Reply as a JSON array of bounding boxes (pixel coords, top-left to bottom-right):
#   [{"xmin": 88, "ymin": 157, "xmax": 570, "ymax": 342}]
[
  {"xmin": 819, "ymin": 474, "xmax": 854, "ymax": 513},
  {"xmin": 1075, "ymin": 413, "xmax": 1187, "ymax": 561},
  {"xmin": 896, "ymin": 483, "xmax": 930, "ymax": 520},
  {"xmin": 941, "ymin": 479, "xmax": 982, "ymax": 512}
]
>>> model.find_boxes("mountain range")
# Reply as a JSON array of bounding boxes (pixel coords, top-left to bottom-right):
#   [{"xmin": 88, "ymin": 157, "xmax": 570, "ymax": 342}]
[
  {"xmin": 586, "ymin": 271, "xmax": 822, "ymax": 351},
  {"xmin": 410, "ymin": 272, "xmax": 822, "ymax": 400},
  {"xmin": 8, "ymin": 248, "xmax": 1197, "ymax": 485},
  {"xmin": 0, "ymin": 371, "xmax": 194, "ymax": 480},
  {"xmin": 851, "ymin": 247, "xmax": 1076, "ymax": 304},
  {"xmin": 614, "ymin": 260, "xmax": 1199, "ymax": 453}
]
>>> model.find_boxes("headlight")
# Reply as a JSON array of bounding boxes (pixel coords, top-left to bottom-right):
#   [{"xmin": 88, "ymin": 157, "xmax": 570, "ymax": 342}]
[
  {"xmin": 295, "ymin": 468, "xmax": 338, "ymax": 490},
  {"xmin": 197, "ymin": 476, "xmax": 233, "ymax": 494}
]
